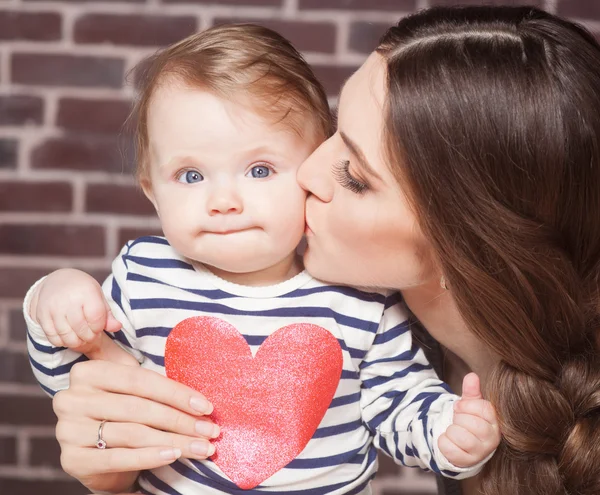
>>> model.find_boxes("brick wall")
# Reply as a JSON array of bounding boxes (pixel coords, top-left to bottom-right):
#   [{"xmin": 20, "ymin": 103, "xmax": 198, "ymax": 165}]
[{"xmin": 0, "ymin": 0, "xmax": 596, "ymax": 493}]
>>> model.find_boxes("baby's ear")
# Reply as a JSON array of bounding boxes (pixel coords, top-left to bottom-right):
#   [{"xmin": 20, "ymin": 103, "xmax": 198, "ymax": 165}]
[{"xmin": 141, "ymin": 179, "xmax": 159, "ymax": 214}]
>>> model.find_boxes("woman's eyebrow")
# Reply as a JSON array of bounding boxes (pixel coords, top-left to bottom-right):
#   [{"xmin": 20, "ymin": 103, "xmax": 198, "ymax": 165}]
[{"xmin": 339, "ymin": 131, "xmax": 382, "ymax": 181}]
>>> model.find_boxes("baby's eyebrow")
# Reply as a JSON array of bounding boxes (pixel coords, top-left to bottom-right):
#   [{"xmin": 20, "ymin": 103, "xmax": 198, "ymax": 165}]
[{"xmin": 339, "ymin": 131, "xmax": 382, "ymax": 181}]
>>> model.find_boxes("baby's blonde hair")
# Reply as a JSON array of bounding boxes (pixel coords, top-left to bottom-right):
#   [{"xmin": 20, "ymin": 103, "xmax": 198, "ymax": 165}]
[{"xmin": 130, "ymin": 23, "xmax": 333, "ymax": 181}]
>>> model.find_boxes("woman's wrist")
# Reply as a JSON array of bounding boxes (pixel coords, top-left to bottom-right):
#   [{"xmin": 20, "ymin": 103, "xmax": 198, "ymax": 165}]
[{"xmin": 83, "ymin": 470, "xmax": 140, "ymax": 494}]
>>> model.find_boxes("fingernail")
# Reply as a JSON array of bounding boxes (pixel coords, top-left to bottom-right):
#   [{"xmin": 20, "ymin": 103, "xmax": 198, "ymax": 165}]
[
  {"xmin": 190, "ymin": 397, "xmax": 213, "ymax": 415},
  {"xmin": 191, "ymin": 441, "xmax": 215, "ymax": 456},
  {"xmin": 195, "ymin": 421, "xmax": 220, "ymax": 438},
  {"xmin": 160, "ymin": 448, "xmax": 181, "ymax": 461}
]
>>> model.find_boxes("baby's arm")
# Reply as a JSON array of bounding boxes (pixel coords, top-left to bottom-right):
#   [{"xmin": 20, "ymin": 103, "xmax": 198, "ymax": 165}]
[
  {"xmin": 360, "ymin": 295, "xmax": 499, "ymax": 479},
  {"xmin": 24, "ymin": 245, "xmax": 142, "ymax": 395}
]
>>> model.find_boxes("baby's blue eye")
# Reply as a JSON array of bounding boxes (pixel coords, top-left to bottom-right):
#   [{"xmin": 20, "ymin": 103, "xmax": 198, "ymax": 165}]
[
  {"xmin": 178, "ymin": 170, "xmax": 204, "ymax": 183},
  {"xmin": 248, "ymin": 165, "xmax": 271, "ymax": 179}
]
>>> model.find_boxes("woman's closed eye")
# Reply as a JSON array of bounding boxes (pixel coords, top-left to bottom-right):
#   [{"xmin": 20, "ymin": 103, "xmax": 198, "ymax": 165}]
[
  {"xmin": 176, "ymin": 169, "xmax": 204, "ymax": 184},
  {"xmin": 332, "ymin": 160, "xmax": 369, "ymax": 194}
]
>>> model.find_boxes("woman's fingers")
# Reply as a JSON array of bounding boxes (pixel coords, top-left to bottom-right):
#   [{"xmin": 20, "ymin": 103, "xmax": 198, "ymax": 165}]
[
  {"xmin": 53, "ymin": 389, "xmax": 215, "ymax": 439},
  {"xmin": 56, "ymin": 419, "xmax": 217, "ymax": 459},
  {"xmin": 61, "ymin": 445, "xmax": 183, "ymax": 477},
  {"xmin": 68, "ymin": 361, "xmax": 213, "ymax": 416}
]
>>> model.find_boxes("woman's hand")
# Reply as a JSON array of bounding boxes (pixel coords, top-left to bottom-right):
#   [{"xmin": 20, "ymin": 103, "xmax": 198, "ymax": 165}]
[{"xmin": 54, "ymin": 360, "xmax": 219, "ymax": 493}]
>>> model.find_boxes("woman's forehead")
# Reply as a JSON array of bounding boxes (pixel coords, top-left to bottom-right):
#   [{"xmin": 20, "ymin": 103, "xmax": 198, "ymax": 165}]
[{"xmin": 339, "ymin": 53, "xmax": 386, "ymax": 118}]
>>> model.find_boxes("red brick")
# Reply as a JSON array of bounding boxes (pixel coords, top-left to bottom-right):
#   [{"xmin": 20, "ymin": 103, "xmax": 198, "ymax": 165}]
[
  {"xmin": 9, "ymin": 309, "xmax": 27, "ymax": 342},
  {"xmin": 0, "ymin": 181, "xmax": 72, "ymax": 212},
  {"xmin": 213, "ymin": 18, "xmax": 336, "ymax": 54},
  {"xmin": 75, "ymin": 14, "xmax": 197, "ymax": 47},
  {"xmin": 0, "ymin": 436, "xmax": 17, "ymax": 464},
  {"xmin": 0, "ymin": 350, "xmax": 38, "ymax": 385},
  {"xmin": 0, "ymin": 268, "xmax": 52, "ymax": 299},
  {"xmin": 0, "ymin": 95, "xmax": 43, "ymax": 126},
  {"xmin": 30, "ymin": 436, "xmax": 62, "ymax": 468},
  {"xmin": 299, "ymin": 0, "xmax": 415, "ymax": 10},
  {"xmin": 0, "ymin": 11, "xmax": 61, "ymax": 41},
  {"xmin": 558, "ymin": 0, "xmax": 600, "ymax": 19},
  {"xmin": 0, "ymin": 479, "xmax": 88, "ymax": 495},
  {"xmin": 11, "ymin": 53, "xmax": 124, "ymax": 88},
  {"xmin": 24, "ymin": 0, "xmax": 142, "ymax": 3},
  {"xmin": 118, "ymin": 227, "xmax": 163, "ymax": 248},
  {"xmin": 431, "ymin": 0, "xmax": 542, "ymax": 5},
  {"xmin": 349, "ymin": 22, "xmax": 389, "ymax": 54},
  {"xmin": 163, "ymin": 0, "xmax": 280, "ymax": 4},
  {"xmin": 0, "ymin": 139, "xmax": 18, "ymax": 168},
  {"xmin": 312, "ymin": 65, "xmax": 358, "ymax": 97},
  {"xmin": 0, "ymin": 224, "xmax": 105, "ymax": 257},
  {"xmin": 0, "ymin": 396, "xmax": 56, "ymax": 425},
  {"xmin": 57, "ymin": 98, "xmax": 132, "ymax": 135},
  {"xmin": 85, "ymin": 183, "xmax": 155, "ymax": 216},
  {"xmin": 31, "ymin": 135, "xmax": 134, "ymax": 173}
]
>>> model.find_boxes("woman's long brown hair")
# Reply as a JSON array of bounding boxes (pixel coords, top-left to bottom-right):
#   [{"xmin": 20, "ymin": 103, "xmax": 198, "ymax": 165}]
[{"xmin": 377, "ymin": 6, "xmax": 600, "ymax": 494}]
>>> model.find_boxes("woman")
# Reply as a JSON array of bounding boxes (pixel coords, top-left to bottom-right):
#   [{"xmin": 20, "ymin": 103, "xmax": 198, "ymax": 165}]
[{"xmin": 51, "ymin": 6, "xmax": 600, "ymax": 495}]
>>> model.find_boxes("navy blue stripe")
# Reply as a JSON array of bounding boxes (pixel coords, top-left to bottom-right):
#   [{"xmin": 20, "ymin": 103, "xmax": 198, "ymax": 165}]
[
  {"xmin": 329, "ymin": 392, "xmax": 360, "ymax": 408},
  {"xmin": 137, "ymin": 326, "xmax": 171, "ymax": 338},
  {"xmin": 366, "ymin": 389, "xmax": 408, "ymax": 430},
  {"xmin": 282, "ymin": 285, "xmax": 386, "ymax": 304},
  {"xmin": 111, "ymin": 277, "xmax": 124, "ymax": 314},
  {"xmin": 128, "ymin": 272, "xmax": 233, "ymax": 300},
  {"xmin": 26, "ymin": 328, "xmax": 66, "ymax": 354},
  {"xmin": 130, "ymin": 298, "xmax": 378, "ymax": 333},
  {"xmin": 343, "ymin": 341, "xmax": 367, "ymax": 360},
  {"xmin": 384, "ymin": 292, "xmax": 403, "ymax": 309},
  {"xmin": 143, "ymin": 470, "xmax": 184, "ymax": 495},
  {"xmin": 173, "ymin": 457, "xmax": 374, "ymax": 494},
  {"xmin": 372, "ymin": 321, "xmax": 410, "ymax": 345},
  {"xmin": 141, "ymin": 351, "xmax": 164, "ymax": 366},
  {"xmin": 129, "ymin": 235, "xmax": 170, "ymax": 248},
  {"xmin": 362, "ymin": 362, "xmax": 432, "ymax": 389},
  {"xmin": 360, "ymin": 341, "xmax": 421, "ymax": 370},
  {"xmin": 29, "ymin": 353, "xmax": 88, "ymax": 377},
  {"xmin": 341, "ymin": 369, "xmax": 359, "ymax": 380},
  {"xmin": 39, "ymin": 382, "xmax": 56, "ymax": 397},
  {"xmin": 126, "ymin": 255, "xmax": 194, "ymax": 270},
  {"xmin": 313, "ymin": 420, "xmax": 362, "ymax": 438},
  {"xmin": 287, "ymin": 446, "xmax": 366, "ymax": 468},
  {"xmin": 109, "ymin": 329, "xmax": 134, "ymax": 349}
]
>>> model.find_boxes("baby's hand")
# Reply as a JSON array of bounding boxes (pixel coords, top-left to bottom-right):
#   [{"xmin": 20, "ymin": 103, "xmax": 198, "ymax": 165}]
[
  {"xmin": 438, "ymin": 373, "xmax": 500, "ymax": 468},
  {"xmin": 29, "ymin": 268, "xmax": 124, "ymax": 356}
]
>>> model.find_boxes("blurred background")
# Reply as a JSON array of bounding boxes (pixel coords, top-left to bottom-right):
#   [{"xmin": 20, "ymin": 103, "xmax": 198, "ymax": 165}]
[{"xmin": 0, "ymin": 0, "xmax": 595, "ymax": 493}]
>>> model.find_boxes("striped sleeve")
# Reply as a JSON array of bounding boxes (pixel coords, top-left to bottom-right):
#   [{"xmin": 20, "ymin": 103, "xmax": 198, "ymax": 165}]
[
  {"xmin": 359, "ymin": 296, "xmax": 482, "ymax": 479},
  {"xmin": 100, "ymin": 242, "xmax": 143, "ymax": 363},
  {"xmin": 24, "ymin": 277, "xmax": 90, "ymax": 396}
]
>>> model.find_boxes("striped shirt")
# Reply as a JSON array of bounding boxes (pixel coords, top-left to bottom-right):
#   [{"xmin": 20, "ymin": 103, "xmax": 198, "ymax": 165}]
[{"xmin": 25, "ymin": 236, "xmax": 482, "ymax": 494}]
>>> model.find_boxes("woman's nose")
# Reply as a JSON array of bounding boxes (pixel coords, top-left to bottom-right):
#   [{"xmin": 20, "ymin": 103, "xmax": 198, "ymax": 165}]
[{"xmin": 297, "ymin": 143, "xmax": 334, "ymax": 203}]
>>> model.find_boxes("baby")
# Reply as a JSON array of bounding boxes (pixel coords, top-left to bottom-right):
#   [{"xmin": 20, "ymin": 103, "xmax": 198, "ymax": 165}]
[{"xmin": 24, "ymin": 24, "xmax": 499, "ymax": 494}]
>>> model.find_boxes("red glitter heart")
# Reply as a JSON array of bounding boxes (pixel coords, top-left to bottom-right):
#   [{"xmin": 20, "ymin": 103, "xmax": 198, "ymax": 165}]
[{"xmin": 165, "ymin": 316, "xmax": 343, "ymax": 489}]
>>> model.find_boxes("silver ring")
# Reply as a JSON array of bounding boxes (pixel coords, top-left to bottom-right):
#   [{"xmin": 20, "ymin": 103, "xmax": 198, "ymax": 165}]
[{"xmin": 96, "ymin": 420, "xmax": 108, "ymax": 449}]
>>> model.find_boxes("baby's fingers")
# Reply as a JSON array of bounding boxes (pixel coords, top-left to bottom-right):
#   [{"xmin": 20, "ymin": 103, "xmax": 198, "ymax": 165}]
[
  {"xmin": 454, "ymin": 398, "xmax": 498, "ymax": 426},
  {"xmin": 67, "ymin": 305, "xmax": 96, "ymax": 343},
  {"xmin": 53, "ymin": 312, "xmax": 84, "ymax": 348},
  {"xmin": 37, "ymin": 311, "xmax": 65, "ymax": 348},
  {"xmin": 82, "ymin": 293, "xmax": 112, "ymax": 334},
  {"xmin": 438, "ymin": 431, "xmax": 473, "ymax": 468},
  {"xmin": 453, "ymin": 412, "xmax": 500, "ymax": 447},
  {"xmin": 439, "ymin": 424, "xmax": 484, "ymax": 468}
]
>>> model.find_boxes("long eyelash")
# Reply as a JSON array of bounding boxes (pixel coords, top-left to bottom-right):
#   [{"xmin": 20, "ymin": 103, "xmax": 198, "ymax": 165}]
[{"xmin": 332, "ymin": 160, "xmax": 368, "ymax": 194}]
